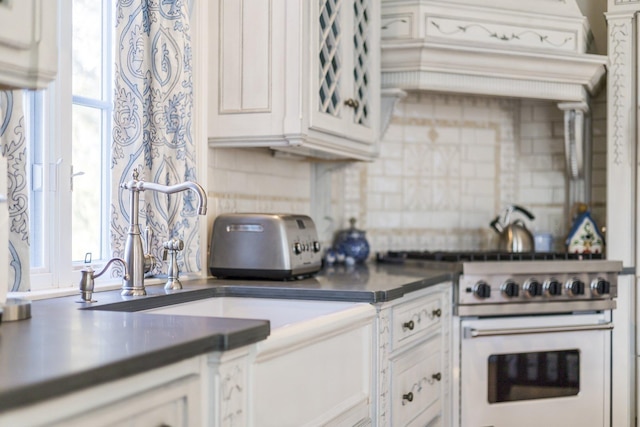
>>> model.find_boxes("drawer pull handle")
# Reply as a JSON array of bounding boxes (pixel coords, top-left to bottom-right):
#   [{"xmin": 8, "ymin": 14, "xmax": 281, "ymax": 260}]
[
  {"xmin": 402, "ymin": 392, "xmax": 414, "ymax": 403},
  {"xmin": 403, "ymin": 320, "xmax": 415, "ymax": 331},
  {"xmin": 431, "ymin": 308, "xmax": 442, "ymax": 318},
  {"xmin": 432, "ymin": 372, "xmax": 442, "ymax": 382}
]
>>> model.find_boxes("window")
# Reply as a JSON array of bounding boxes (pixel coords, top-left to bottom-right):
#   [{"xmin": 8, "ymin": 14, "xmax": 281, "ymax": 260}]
[{"xmin": 27, "ymin": 0, "xmax": 114, "ymax": 290}]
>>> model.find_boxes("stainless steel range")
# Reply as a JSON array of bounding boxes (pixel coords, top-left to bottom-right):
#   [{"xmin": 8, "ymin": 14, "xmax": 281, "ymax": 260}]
[{"xmin": 379, "ymin": 251, "xmax": 622, "ymax": 427}]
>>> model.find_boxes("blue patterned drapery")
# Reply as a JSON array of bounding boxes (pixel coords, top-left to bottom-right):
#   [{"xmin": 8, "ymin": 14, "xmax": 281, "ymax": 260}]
[
  {"xmin": 0, "ymin": 91, "xmax": 31, "ymax": 292},
  {"xmin": 111, "ymin": 0, "xmax": 201, "ymax": 276}
]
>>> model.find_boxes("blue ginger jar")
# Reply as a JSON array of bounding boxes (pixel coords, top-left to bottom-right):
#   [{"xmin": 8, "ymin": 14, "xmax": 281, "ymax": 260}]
[{"xmin": 334, "ymin": 218, "xmax": 370, "ymax": 264}]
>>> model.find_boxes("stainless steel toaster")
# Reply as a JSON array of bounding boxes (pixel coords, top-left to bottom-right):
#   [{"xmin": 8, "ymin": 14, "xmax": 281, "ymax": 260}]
[{"xmin": 209, "ymin": 213, "xmax": 322, "ymax": 279}]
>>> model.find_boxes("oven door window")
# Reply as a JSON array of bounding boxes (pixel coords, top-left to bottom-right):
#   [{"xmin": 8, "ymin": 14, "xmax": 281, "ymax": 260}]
[{"xmin": 488, "ymin": 350, "xmax": 579, "ymax": 403}]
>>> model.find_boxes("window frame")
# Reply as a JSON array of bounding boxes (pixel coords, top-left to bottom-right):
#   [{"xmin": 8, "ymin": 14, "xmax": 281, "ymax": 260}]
[{"xmin": 28, "ymin": 0, "xmax": 114, "ymax": 291}]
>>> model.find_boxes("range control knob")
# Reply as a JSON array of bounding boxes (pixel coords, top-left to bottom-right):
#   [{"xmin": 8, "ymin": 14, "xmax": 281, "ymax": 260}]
[
  {"xmin": 591, "ymin": 278, "xmax": 611, "ymax": 296},
  {"xmin": 473, "ymin": 282, "xmax": 491, "ymax": 299},
  {"xmin": 565, "ymin": 278, "xmax": 585, "ymax": 296},
  {"xmin": 523, "ymin": 279, "xmax": 543, "ymax": 297},
  {"xmin": 501, "ymin": 281, "xmax": 519, "ymax": 298},
  {"xmin": 543, "ymin": 279, "xmax": 562, "ymax": 297}
]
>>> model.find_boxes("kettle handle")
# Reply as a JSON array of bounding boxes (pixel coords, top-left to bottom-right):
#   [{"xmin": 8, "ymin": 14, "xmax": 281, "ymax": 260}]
[
  {"xmin": 490, "ymin": 216, "xmax": 503, "ymax": 233},
  {"xmin": 512, "ymin": 205, "xmax": 535, "ymax": 221}
]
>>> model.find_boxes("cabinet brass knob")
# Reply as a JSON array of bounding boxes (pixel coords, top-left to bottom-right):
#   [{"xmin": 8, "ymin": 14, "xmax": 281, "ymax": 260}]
[
  {"xmin": 432, "ymin": 372, "xmax": 442, "ymax": 381},
  {"xmin": 432, "ymin": 308, "xmax": 442, "ymax": 318},
  {"xmin": 344, "ymin": 98, "xmax": 360, "ymax": 109},
  {"xmin": 402, "ymin": 392, "xmax": 414, "ymax": 403},
  {"xmin": 403, "ymin": 320, "xmax": 415, "ymax": 331}
]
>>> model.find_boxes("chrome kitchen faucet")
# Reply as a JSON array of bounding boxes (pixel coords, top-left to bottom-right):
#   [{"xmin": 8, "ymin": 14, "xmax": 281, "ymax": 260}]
[{"xmin": 120, "ymin": 168, "xmax": 207, "ymax": 296}]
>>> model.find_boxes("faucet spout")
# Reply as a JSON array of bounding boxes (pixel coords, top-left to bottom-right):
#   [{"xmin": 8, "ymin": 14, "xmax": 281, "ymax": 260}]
[{"xmin": 137, "ymin": 181, "xmax": 208, "ymax": 215}]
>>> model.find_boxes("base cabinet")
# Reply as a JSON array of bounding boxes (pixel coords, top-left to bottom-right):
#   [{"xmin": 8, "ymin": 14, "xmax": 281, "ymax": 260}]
[
  {"xmin": 0, "ymin": 287, "xmax": 450, "ymax": 427},
  {"xmin": 0, "ymin": 358, "xmax": 203, "ymax": 427},
  {"xmin": 376, "ymin": 283, "xmax": 451, "ymax": 427}
]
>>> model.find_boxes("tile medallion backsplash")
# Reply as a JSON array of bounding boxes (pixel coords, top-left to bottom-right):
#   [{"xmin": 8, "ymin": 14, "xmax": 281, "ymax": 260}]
[{"xmin": 332, "ymin": 92, "xmax": 607, "ymax": 254}]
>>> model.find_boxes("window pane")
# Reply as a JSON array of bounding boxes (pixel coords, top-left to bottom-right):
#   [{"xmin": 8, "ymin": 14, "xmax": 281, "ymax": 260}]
[
  {"xmin": 72, "ymin": 0, "xmax": 102, "ymax": 98},
  {"xmin": 487, "ymin": 350, "xmax": 580, "ymax": 403},
  {"xmin": 72, "ymin": 105, "xmax": 104, "ymax": 261}
]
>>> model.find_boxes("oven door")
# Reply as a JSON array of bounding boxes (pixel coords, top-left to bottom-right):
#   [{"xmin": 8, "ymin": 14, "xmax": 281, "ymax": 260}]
[{"xmin": 460, "ymin": 313, "xmax": 612, "ymax": 427}]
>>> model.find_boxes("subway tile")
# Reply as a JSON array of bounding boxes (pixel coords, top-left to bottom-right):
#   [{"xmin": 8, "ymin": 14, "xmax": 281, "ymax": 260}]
[
  {"xmin": 370, "ymin": 176, "xmax": 402, "ymax": 193},
  {"xmin": 520, "ymin": 122, "xmax": 552, "ymax": 139}
]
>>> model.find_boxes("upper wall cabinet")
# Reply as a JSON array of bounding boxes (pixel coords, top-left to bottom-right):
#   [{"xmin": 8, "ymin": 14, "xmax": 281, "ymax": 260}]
[
  {"xmin": 208, "ymin": 0, "xmax": 381, "ymax": 161},
  {"xmin": 0, "ymin": 0, "xmax": 57, "ymax": 90}
]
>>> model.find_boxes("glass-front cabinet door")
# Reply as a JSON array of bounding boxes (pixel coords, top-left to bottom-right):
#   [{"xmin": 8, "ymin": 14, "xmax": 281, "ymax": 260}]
[{"xmin": 312, "ymin": 0, "xmax": 378, "ymax": 146}]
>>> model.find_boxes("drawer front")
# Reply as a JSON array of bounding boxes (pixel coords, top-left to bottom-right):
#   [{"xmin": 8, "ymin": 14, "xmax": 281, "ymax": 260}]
[
  {"xmin": 391, "ymin": 293, "xmax": 443, "ymax": 350},
  {"xmin": 391, "ymin": 338, "xmax": 442, "ymax": 427}
]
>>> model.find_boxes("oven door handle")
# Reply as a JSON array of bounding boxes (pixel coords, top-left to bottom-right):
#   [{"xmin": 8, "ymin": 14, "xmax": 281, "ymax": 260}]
[{"xmin": 464, "ymin": 322, "xmax": 614, "ymax": 339}]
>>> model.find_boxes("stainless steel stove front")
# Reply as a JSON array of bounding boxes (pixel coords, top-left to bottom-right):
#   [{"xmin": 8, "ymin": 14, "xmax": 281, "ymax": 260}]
[
  {"xmin": 452, "ymin": 259, "xmax": 621, "ymax": 427},
  {"xmin": 455, "ymin": 260, "xmax": 621, "ymax": 316}
]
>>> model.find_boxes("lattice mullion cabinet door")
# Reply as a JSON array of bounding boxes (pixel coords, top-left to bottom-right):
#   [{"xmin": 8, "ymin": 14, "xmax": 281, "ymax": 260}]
[{"xmin": 310, "ymin": 0, "xmax": 380, "ymax": 149}]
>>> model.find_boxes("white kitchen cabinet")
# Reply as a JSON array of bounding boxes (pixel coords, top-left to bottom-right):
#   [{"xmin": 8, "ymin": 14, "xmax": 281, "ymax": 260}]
[
  {"xmin": 375, "ymin": 283, "xmax": 451, "ymax": 427},
  {"xmin": 0, "ymin": 357, "xmax": 203, "ymax": 427},
  {"xmin": 207, "ymin": 0, "xmax": 380, "ymax": 161},
  {"xmin": 0, "ymin": 0, "xmax": 57, "ymax": 90}
]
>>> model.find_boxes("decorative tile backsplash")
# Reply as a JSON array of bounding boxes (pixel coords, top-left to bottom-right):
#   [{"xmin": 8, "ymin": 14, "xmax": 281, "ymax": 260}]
[
  {"xmin": 333, "ymin": 92, "xmax": 607, "ymax": 253},
  {"xmin": 207, "ymin": 92, "xmax": 606, "ymax": 255}
]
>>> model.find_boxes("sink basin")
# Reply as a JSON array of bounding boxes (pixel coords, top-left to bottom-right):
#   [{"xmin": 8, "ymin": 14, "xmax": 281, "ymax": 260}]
[{"xmin": 143, "ymin": 296, "xmax": 363, "ymax": 329}]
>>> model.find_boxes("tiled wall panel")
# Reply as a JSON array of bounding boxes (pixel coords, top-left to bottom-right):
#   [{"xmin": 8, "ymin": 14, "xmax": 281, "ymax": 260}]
[{"xmin": 206, "ymin": 92, "xmax": 607, "ymax": 256}]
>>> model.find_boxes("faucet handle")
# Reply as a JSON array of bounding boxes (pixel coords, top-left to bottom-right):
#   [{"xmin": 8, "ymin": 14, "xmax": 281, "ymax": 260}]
[
  {"xmin": 144, "ymin": 226, "xmax": 153, "ymax": 254},
  {"xmin": 143, "ymin": 226, "xmax": 156, "ymax": 275},
  {"xmin": 163, "ymin": 238, "xmax": 184, "ymax": 291}
]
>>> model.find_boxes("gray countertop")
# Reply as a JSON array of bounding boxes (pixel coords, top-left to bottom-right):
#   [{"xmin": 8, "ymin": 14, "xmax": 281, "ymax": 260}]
[{"xmin": 0, "ymin": 263, "xmax": 452, "ymax": 412}]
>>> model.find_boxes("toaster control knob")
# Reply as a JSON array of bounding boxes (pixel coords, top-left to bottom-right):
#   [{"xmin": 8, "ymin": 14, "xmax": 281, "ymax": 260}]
[
  {"xmin": 313, "ymin": 241, "xmax": 321, "ymax": 253},
  {"xmin": 501, "ymin": 281, "xmax": 519, "ymax": 298},
  {"xmin": 543, "ymin": 279, "xmax": 562, "ymax": 297},
  {"xmin": 566, "ymin": 278, "xmax": 585, "ymax": 296},
  {"xmin": 523, "ymin": 279, "xmax": 542, "ymax": 297},
  {"xmin": 473, "ymin": 281, "xmax": 491, "ymax": 299},
  {"xmin": 293, "ymin": 242, "xmax": 303, "ymax": 255},
  {"xmin": 591, "ymin": 278, "xmax": 611, "ymax": 296}
]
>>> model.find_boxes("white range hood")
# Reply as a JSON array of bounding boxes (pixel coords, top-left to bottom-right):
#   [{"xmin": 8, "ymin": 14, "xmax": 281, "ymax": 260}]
[
  {"xmin": 380, "ymin": 0, "xmax": 606, "ymax": 204},
  {"xmin": 380, "ymin": 0, "xmax": 606, "ymax": 102}
]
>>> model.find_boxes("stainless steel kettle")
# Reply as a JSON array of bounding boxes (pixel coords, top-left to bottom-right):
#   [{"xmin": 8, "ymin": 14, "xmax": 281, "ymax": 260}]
[{"xmin": 490, "ymin": 205, "xmax": 535, "ymax": 252}]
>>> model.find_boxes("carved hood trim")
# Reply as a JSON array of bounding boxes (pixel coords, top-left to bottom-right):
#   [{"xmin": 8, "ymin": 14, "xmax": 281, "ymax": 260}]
[{"xmin": 380, "ymin": 0, "xmax": 607, "ymax": 103}]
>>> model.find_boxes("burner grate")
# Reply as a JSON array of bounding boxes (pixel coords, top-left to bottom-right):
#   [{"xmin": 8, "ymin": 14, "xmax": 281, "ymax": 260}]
[{"xmin": 377, "ymin": 250, "xmax": 603, "ymax": 263}]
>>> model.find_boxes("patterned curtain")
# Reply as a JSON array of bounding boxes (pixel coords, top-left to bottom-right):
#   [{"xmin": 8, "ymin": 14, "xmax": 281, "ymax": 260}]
[
  {"xmin": 0, "ymin": 91, "xmax": 30, "ymax": 292},
  {"xmin": 111, "ymin": 0, "xmax": 201, "ymax": 276}
]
